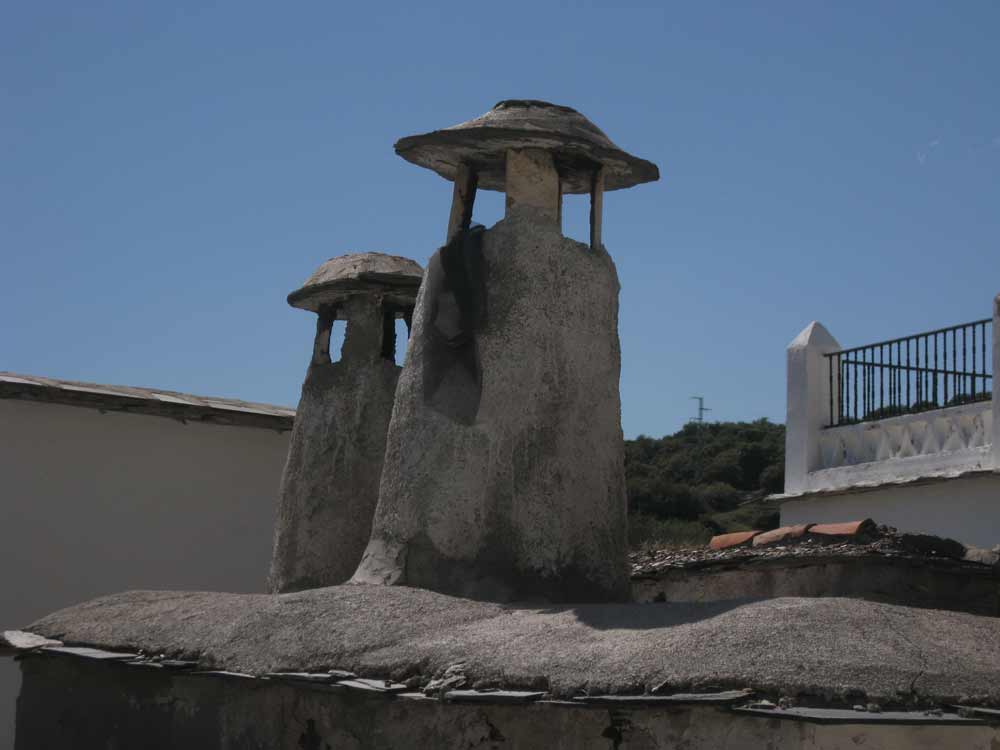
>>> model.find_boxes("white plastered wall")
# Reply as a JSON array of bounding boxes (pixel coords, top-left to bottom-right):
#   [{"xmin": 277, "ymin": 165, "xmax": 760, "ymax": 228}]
[
  {"xmin": 0, "ymin": 399, "xmax": 290, "ymax": 750},
  {"xmin": 781, "ymin": 472, "xmax": 1000, "ymax": 548}
]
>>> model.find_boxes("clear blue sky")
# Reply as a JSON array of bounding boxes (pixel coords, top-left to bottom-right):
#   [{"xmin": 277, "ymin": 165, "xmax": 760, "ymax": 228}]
[{"xmin": 3, "ymin": 1, "xmax": 998, "ymax": 438}]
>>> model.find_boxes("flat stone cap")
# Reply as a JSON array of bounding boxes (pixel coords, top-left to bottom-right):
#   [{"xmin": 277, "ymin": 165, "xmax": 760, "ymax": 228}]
[
  {"xmin": 395, "ymin": 100, "xmax": 660, "ymax": 194},
  {"xmin": 288, "ymin": 252, "xmax": 423, "ymax": 312}
]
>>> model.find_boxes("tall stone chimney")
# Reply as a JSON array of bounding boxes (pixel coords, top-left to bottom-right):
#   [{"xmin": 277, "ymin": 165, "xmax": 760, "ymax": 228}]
[
  {"xmin": 353, "ymin": 100, "xmax": 659, "ymax": 602},
  {"xmin": 269, "ymin": 252, "xmax": 422, "ymax": 592}
]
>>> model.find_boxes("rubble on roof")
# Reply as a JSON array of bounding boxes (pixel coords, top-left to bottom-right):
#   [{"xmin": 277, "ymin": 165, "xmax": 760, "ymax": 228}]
[{"xmin": 631, "ymin": 520, "xmax": 999, "ymax": 577}]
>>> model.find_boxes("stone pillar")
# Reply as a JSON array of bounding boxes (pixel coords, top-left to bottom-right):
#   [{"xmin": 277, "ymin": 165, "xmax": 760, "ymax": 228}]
[
  {"xmin": 268, "ymin": 253, "xmax": 422, "ymax": 593},
  {"xmin": 446, "ymin": 164, "xmax": 477, "ymax": 243},
  {"xmin": 505, "ymin": 149, "xmax": 561, "ymax": 227},
  {"xmin": 785, "ymin": 322, "xmax": 841, "ymax": 494},
  {"xmin": 993, "ymin": 294, "xmax": 999, "ymax": 472},
  {"xmin": 589, "ymin": 166, "xmax": 604, "ymax": 250}
]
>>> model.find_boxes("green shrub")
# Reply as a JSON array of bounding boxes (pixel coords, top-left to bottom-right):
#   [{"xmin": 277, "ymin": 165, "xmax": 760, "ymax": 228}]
[
  {"xmin": 751, "ymin": 509, "xmax": 780, "ymax": 530},
  {"xmin": 758, "ymin": 464, "xmax": 784, "ymax": 494},
  {"xmin": 623, "ymin": 419, "xmax": 786, "ymax": 541},
  {"xmin": 628, "ymin": 514, "xmax": 713, "ymax": 551},
  {"xmin": 947, "ymin": 392, "xmax": 991, "ymax": 407},
  {"xmin": 709, "ymin": 501, "xmax": 781, "ymax": 533},
  {"xmin": 627, "ymin": 475, "xmax": 705, "ymax": 520},
  {"xmin": 694, "ymin": 482, "xmax": 741, "ymax": 512},
  {"xmin": 703, "ymin": 448, "xmax": 744, "ymax": 487}
]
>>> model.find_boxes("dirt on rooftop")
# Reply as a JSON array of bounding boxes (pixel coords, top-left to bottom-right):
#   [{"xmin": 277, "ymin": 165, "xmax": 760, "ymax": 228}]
[{"xmin": 630, "ymin": 521, "xmax": 998, "ymax": 578}]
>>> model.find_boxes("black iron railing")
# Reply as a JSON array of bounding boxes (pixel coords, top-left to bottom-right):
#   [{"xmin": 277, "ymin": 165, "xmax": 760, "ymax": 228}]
[{"xmin": 825, "ymin": 318, "xmax": 993, "ymax": 427}]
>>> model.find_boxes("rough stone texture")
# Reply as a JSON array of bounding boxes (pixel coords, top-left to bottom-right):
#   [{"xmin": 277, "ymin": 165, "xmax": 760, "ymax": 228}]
[
  {"xmin": 269, "ymin": 262, "xmax": 420, "ymax": 593},
  {"xmin": 24, "ymin": 586, "xmax": 1000, "ymax": 706},
  {"xmin": 504, "ymin": 149, "xmax": 560, "ymax": 226},
  {"xmin": 16, "ymin": 655, "xmax": 1000, "ymax": 750},
  {"xmin": 631, "ymin": 554, "xmax": 1000, "ymax": 616},
  {"xmin": 353, "ymin": 215, "xmax": 629, "ymax": 603},
  {"xmin": 395, "ymin": 100, "xmax": 659, "ymax": 194}
]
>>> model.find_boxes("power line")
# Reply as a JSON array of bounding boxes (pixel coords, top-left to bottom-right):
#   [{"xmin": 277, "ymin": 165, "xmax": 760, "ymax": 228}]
[{"xmin": 690, "ymin": 396, "xmax": 712, "ymax": 424}]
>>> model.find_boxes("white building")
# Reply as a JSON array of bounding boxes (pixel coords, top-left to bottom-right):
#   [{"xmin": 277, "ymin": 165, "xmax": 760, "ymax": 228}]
[
  {"xmin": 0, "ymin": 372, "xmax": 293, "ymax": 750},
  {"xmin": 780, "ymin": 295, "xmax": 1000, "ymax": 547}
]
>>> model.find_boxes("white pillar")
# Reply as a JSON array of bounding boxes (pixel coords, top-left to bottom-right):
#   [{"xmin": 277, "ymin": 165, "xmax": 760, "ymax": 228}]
[
  {"xmin": 785, "ymin": 321, "xmax": 841, "ymax": 494},
  {"xmin": 993, "ymin": 294, "xmax": 999, "ymax": 471}
]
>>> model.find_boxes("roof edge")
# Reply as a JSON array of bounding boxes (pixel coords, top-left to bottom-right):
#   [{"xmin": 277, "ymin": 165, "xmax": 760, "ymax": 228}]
[{"xmin": 0, "ymin": 372, "xmax": 295, "ymax": 432}]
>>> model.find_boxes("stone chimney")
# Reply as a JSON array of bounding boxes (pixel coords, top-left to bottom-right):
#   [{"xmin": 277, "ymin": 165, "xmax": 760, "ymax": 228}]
[
  {"xmin": 269, "ymin": 252, "xmax": 422, "ymax": 592},
  {"xmin": 353, "ymin": 100, "xmax": 659, "ymax": 602}
]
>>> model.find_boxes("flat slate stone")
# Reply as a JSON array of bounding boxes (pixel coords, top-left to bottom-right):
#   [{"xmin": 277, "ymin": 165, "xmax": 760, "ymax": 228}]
[
  {"xmin": 649, "ymin": 688, "xmax": 755, "ymax": 704},
  {"xmin": 265, "ymin": 672, "xmax": 340, "ymax": 683},
  {"xmin": 952, "ymin": 705, "xmax": 1000, "ymax": 718},
  {"xmin": 1, "ymin": 630, "xmax": 62, "ymax": 652},
  {"xmin": 42, "ymin": 646, "xmax": 138, "ymax": 661},
  {"xmin": 158, "ymin": 659, "xmax": 198, "ymax": 669},
  {"xmin": 733, "ymin": 706, "xmax": 986, "ymax": 725},
  {"xmin": 336, "ymin": 678, "xmax": 409, "ymax": 694},
  {"xmin": 444, "ymin": 690, "xmax": 545, "ymax": 704},
  {"xmin": 574, "ymin": 689, "xmax": 753, "ymax": 706},
  {"xmin": 328, "ymin": 669, "xmax": 357, "ymax": 680}
]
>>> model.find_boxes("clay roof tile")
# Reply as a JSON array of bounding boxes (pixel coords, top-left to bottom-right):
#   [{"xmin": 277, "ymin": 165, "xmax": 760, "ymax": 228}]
[{"xmin": 709, "ymin": 530, "xmax": 762, "ymax": 550}]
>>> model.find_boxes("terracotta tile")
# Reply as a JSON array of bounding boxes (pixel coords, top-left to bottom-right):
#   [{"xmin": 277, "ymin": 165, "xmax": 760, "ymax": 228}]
[
  {"xmin": 809, "ymin": 519, "xmax": 875, "ymax": 538},
  {"xmin": 709, "ymin": 531, "xmax": 761, "ymax": 550},
  {"xmin": 752, "ymin": 524, "xmax": 813, "ymax": 547}
]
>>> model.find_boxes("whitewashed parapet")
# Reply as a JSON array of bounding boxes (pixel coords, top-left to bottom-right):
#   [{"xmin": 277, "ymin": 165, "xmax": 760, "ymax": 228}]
[
  {"xmin": 784, "ymin": 295, "xmax": 997, "ymax": 495},
  {"xmin": 994, "ymin": 293, "xmax": 999, "ymax": 472},
  {"xmin": 785, "ymin": 322, "xmax": 841, "ymax": 493},
  {"xmin": 818, "ymin": 402, "xmax": 992, "ymax": 469},
  {"xmin": 809, "ymin": 402, "xmax": 993, "ymax": 491}
]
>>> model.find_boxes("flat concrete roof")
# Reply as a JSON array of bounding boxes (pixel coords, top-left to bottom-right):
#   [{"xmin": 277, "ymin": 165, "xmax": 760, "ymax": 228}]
[{"xmin": 0, "ymin": 372, "xmax": 295, "ymax": 431}]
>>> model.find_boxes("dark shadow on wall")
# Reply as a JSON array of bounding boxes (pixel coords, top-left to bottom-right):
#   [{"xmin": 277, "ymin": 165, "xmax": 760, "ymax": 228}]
[
  {"xmin": 423, "ymin": 227, "xmax": 487, "ymax": 425},
  {"xmin": 0, "ymin": 659, "xmax": 18, "ymax": 750}
]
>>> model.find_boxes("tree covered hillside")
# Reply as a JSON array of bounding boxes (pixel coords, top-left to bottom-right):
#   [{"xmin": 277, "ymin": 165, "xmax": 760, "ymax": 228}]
[{"xmin": 625, "ymin": 419, "xmax": 785, "ymax": 549}]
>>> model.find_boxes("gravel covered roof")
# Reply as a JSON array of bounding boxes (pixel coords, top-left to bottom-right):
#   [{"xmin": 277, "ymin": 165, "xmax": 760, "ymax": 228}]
[{"xmin": 23, "ymin": 585, "xmax": 1000, "ymax": 707}]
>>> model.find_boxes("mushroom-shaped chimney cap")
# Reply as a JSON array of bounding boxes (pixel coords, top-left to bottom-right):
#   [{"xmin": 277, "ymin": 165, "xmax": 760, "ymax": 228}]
[
  {"xmin": 394, "ymin": 100, "xmax": 660, "ymax": 194},
  {"xmin": 288, "ymin": 252, "xmax": 423, "ymax": 312}
]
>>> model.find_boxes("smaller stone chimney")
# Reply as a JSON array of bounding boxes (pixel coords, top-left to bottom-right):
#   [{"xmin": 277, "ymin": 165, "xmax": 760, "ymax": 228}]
[{"xmin": 268, "ymin": 252, "xmax": 422, "ymax": 593}]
